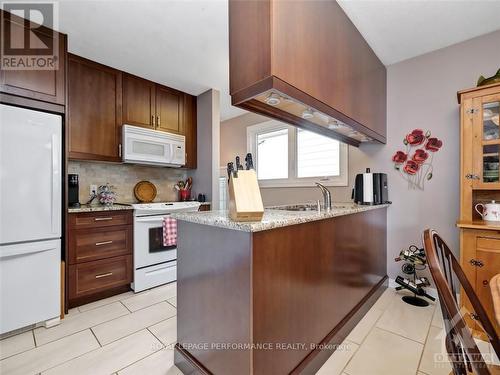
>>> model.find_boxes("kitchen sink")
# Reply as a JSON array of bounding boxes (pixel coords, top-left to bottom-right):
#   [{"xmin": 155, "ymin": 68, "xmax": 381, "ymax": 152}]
[
  {"xmin": 271, "ymin": 203, "xmax": 356, "ymax": 211},
  {"xmin": 275, "ymin": 204, "xmax": 318, "ymax": 211}
]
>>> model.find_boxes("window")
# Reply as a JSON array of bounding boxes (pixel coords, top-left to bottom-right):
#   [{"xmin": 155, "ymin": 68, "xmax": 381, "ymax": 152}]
[
  {"xmin": 247, "ymin": 120, "xmax": 348, "ymax": 187},
  {"xmin": 256, "ymin": 129, "xmax": 288, "ymax": 180}
]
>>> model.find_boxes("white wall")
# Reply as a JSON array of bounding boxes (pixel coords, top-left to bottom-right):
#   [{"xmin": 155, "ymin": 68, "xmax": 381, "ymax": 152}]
[{"xmin": 375, "ymin": 29, "xmax": 500, "ymax": 279}]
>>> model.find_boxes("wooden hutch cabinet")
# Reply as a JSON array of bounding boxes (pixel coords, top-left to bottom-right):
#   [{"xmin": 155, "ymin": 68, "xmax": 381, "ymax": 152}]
[{"xmin": 457, "ymin": 82, "xmax": 500, "ymax": 338}]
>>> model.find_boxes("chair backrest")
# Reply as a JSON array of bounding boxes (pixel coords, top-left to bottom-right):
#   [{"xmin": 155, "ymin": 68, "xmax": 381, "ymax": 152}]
[{"xmin": 422, "ymin": 229, "xmax": 500, "ymax": 375}]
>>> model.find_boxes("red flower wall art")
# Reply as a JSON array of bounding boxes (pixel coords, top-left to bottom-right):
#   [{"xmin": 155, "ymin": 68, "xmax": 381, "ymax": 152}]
[{"xmin": 392, "ymin": 129, "xmax": 443, "ymax": 190}]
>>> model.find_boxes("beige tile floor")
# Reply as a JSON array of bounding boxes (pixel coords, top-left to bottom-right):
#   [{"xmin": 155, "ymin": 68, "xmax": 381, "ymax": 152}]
[{"xmin": 0, "ymin": 285, "xmax": 498, "ymax": 375}]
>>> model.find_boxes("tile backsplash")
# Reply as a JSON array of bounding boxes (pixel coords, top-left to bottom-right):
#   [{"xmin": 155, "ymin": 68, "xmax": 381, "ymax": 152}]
[{"xmin": 69, "ymin": 161, "xmax": 187, "ymax": 204}]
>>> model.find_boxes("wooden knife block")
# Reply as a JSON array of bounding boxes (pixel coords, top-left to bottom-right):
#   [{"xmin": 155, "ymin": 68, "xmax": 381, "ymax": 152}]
[{"xmin": 228, "ymin": 170, "xmax": 264, "ymax": 222}]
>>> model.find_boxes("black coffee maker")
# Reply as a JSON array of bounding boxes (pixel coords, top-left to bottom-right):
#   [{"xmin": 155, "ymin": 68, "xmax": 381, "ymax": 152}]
[
  {"xmin": 68, "ymin": 174, "xmax": 80, "ymax": 208},
  {"xmin": 353, "ymin": 168, "xmax": 389, "ymax": 205}
]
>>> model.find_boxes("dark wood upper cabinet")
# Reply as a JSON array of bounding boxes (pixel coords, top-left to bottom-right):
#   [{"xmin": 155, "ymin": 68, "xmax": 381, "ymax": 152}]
[
  {"xmin": 229, "ymin": 0, "xmax": 387, "ymax": 146},
  {"xmin": 68, "ymin": 54, "xmax": 122, "ymax": 162},
  {"xmin": 0, "ymin": 10, "xmax": 67, "ymax": 106},
  {"xmin": 156, "ymin": 85, "xmax": 183, "ymax": 134},
  {"xmin": 68, "ymin": 59, "xmax": 197, "ymax": 167},
  {"xmin": 122, "ymin": 74, "xmax": 155, "ymax": 129},
  {"xmin": 123, "ymin": 75, "xmax": 186, "ymax": 134}
]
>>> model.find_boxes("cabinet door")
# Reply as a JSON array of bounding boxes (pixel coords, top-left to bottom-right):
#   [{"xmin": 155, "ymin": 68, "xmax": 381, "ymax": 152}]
[
  {"xmin": 475, "ymin": 237, "xmax": 500, "ymax": 335},
  {"xmin": 182, "ymin": 93, "xmax": 197, "ymax": 168},
  {"xmin": 461, "ymin": 230, "xmax": 500, "ymax": 336},
  {"xmin": 68, "ymin": 54, "xmax": 122, "ymax": 162},
  {"xmin": 0, "ymin": 13, "xmax": 66, "ymax": 105},
  {"xmin": 68, "ymin": 255, "xmax": 132, "ymax": 301},
  {"xmin": 122, "ymin": 74, "xmax": 155, "ymax": 129},
  {"xmin": 155, "ymin": 85, "xmax": 183, "ymax": 133},
  {"xmin": 472, "ymin": 93, "xmax": 500, "ymax": 188}
]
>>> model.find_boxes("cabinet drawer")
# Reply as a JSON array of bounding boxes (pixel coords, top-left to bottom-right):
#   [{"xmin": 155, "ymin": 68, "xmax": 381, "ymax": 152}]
[
  {"xmin": 476, "ymin": 236, "xmax": 500, "ymax": 251},
  {"xmin": 69, "ymin": 225, "xmax": 132, "ymax": 264},
  {"xmin": 69, "ymin": 255, "xmax": 132, "ymax": 299},
  {"xmin": 69, "ymin": 210, "xmax": 132, "ymax": 229}
]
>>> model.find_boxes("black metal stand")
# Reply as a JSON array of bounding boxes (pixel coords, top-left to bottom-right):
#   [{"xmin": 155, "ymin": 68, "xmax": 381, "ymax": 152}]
[
  {"xmin": 401, "ymin": 267, "xmax": 429, "ymax": 307},
  {"xmin": 402, "ymin": 295, "xmax": 429, "ymax": 307}
]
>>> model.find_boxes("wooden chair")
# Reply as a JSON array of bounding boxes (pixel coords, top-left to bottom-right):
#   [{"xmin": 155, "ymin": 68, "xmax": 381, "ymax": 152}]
[{"xmin": 422, "ymin": 229, "xmax": 500, "ymax": 375}]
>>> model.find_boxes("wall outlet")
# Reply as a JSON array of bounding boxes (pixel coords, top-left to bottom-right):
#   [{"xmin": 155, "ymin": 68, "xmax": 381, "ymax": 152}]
[{"xmin": 90, "ymin": 184, "xmax": 97, "ymax": 196}]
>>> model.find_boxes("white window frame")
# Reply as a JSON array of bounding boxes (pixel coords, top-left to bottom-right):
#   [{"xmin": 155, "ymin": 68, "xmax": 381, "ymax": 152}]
[{"xmin": 247, "ymin": 120, "xmax": 348, "ymax": 188}]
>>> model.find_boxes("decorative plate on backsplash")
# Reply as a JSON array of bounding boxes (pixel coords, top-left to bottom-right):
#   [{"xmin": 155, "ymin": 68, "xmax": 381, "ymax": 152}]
[{"xmin": 134, "ymin": 181, "xmax": 157, "ymax": 202}]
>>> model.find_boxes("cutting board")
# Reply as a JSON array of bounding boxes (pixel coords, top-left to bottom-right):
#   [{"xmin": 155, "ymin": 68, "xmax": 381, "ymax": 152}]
[{"xmin": 228, "ymin": 170, "xmax": 264, "ymax": 222}]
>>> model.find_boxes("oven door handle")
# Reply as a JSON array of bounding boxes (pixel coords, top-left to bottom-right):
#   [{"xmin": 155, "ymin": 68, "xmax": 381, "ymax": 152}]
[{"xmin": 135, "ymin": 215, "xmax": 170, "ymax": 223}]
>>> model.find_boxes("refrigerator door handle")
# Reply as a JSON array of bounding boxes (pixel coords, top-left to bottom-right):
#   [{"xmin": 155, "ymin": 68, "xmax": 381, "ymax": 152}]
[{"xmin": 51, "ymin": 134, "xmax": 59, "ymax": 235}]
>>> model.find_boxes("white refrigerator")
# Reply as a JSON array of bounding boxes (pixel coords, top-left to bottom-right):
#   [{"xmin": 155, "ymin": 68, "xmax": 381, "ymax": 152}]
[{"xmin": 0, "ymin": 103, "xmax": 62, "ymax": 334}]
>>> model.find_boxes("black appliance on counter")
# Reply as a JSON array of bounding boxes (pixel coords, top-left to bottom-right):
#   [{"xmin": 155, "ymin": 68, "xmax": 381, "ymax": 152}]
[
  {"xmin": 68, "ymin": 174, "xmax": 80, "ymax": 208},
  {"xmin": 353, "ymin": 168, "xmax": 389, "ymax": 205}
]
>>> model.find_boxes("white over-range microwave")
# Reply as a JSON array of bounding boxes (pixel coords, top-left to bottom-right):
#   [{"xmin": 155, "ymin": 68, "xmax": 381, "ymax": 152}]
[{"xmin": 122, "ymin": 125, "xmax": 186, "ymax": 167}]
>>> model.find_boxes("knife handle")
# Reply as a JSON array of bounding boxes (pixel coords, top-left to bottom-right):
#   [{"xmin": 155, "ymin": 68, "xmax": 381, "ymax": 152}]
[
  {"xmin": 245, "ymin": 153, "xmax": 254, "ymax": 170},
  {"xmin": 235, "ymin": 156, "xmax": 243, "ymax": 170},
  {"xmin": 227, "ymin": 162, "xmax": 234, "ymax": 182}
]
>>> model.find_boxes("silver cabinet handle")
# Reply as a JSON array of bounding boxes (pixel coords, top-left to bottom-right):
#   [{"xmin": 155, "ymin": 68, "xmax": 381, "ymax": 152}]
[
  {"xmin": 95, "ymin": 240, "xmax": 113, "ymax": 246},
  {"xmin": 95, "ymin": 272, "xmax": 113, "ymax": 279},
  {"xmin": 94, "ymin": 217, "xmax": 113, "ymax": 221}
]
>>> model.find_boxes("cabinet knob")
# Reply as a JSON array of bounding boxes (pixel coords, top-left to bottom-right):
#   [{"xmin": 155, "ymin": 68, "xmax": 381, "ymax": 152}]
[
  {"xmin": 157, "ymin": 116, "xmax": 161, "ymax": 127},
  {"xmin": 483, "ymin": 280, "xmax": 489, "ymax": 286},
  {"xmin": 469, "ymin": 259, "xmax": 484, "ymax": 267}
]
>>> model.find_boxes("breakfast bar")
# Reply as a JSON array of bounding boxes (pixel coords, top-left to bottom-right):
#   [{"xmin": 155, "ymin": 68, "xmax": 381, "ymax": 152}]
[{"xmin": 172, "ymin": 204, "xmax": 389, "ymax": 375}]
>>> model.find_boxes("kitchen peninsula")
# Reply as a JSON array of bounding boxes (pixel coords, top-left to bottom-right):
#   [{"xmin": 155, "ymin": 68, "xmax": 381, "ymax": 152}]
[{"xmin": 173, "ymin": 203, "xmax": 389, "ymax": 374}]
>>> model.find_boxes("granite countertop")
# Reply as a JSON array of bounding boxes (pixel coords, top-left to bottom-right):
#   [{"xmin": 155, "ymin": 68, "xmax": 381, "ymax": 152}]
[
  {"xmin": 68, "ymin": 203, "xmax": 134, "ymax": 213},
  {"xmin": 68, "ymin": 201, "xmax": 210, "ymax": 213},
  {"xmin": 172, "ymin": 202, "xmax": 390, "ymax": 232}
]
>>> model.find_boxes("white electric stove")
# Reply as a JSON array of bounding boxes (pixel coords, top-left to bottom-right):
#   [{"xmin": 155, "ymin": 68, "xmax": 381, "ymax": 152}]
[{"xmin": 131, "ymin": 201, "xmax": 201, "ymax": 292}]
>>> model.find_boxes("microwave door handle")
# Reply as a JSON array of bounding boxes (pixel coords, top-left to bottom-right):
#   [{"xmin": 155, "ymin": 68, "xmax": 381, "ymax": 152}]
[{"xmin": 169, "ymin": 143, "xmax": 174, "ymax": 164}]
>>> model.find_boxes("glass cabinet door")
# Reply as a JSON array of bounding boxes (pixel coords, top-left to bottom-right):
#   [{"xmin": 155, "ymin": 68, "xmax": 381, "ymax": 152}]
[
  {"xmin": 481, "ymin": 101, "xmax": 500, "ymax": 183},
  {"xmin": 474, "ymin": 97, "xmax": 500, "ymax": 187}
]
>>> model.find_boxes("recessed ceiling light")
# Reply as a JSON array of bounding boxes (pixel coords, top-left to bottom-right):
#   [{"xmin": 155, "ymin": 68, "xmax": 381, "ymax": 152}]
[
  {"xmin": 265, "ymin": 93, "xmax": 281, "ymax": 106},
  {"xmin": 301, "ymin": 108, "xmax": 314, "ymax": 120},
  {"xmin": 328, "ymin": 120, "xmax": 341, "ymax": 130}
]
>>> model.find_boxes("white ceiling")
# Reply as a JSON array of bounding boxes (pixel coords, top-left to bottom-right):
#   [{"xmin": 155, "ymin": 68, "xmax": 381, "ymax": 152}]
[
  {"xmin": 57, "ymin": 0, "xmax": 246, "ymax": 121},
  {"xmin": 53, "ymin": 0, "xmax": 500, "ymax": 121},
  {"xmin": 337, "ymin": 0, "xmax": 500, "ymax": 65}
]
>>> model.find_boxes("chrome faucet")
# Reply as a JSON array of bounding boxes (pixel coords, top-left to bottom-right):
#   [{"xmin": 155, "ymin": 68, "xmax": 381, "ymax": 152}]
[{"xmin": 315, "ymin": 182, "xmax": 332, "ymax": 211}]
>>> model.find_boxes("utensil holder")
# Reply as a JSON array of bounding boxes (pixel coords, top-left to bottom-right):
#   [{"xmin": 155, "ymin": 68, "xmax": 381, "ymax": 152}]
[{"xmin": 179, "ymin": 189, "xmax": 191, "ymax": 201}]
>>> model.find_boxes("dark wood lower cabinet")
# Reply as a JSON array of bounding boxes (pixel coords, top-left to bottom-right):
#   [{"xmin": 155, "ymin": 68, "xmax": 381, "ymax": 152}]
[
  {"xmin": 69, "ymin": 255, "xmax": 132, "ymax": 300},
  {"xmin": 68, "ymin": 210, "xmax": 133, "ymax": 308},
  {"xmin": 175, "ymin": 208, "xmax": 388, "ymax": 374}
]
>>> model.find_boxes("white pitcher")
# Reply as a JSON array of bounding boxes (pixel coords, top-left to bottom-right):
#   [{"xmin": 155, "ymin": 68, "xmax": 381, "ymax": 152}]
[{"xmin": 475, "ymin": 200, "xmax": 500, "ymax": 222}]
